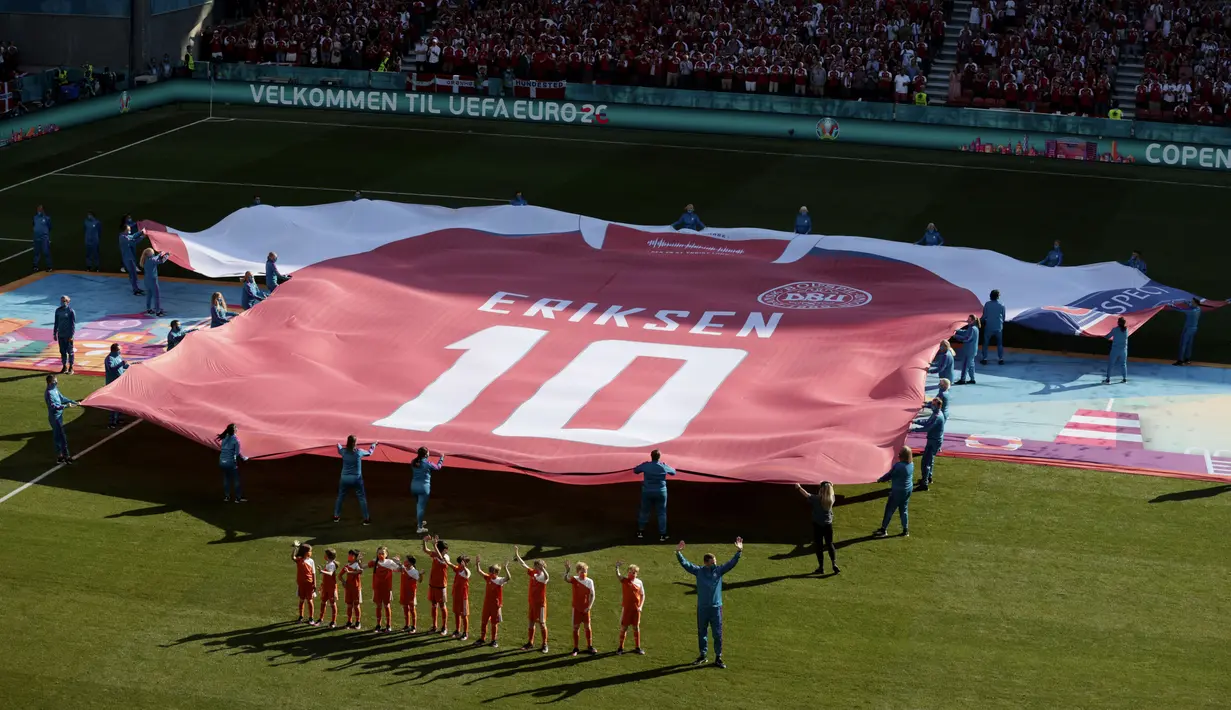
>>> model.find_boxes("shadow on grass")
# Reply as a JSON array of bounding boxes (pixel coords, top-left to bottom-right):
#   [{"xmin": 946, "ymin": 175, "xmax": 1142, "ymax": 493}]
[
  {"xmin": 481, "ymin": 663, "xmax": 699, "ymax": 703},
  {"xmin": 1150, "ymin": 485, "xmax": 1231, "ymax": 503}
]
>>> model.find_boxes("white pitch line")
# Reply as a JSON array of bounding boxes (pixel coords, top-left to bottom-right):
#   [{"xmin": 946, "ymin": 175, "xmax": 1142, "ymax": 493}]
[
  {"xmin": 221, "ymin": 116, "xmax": 1231, "ymax": 191},
  {"xmin": 55, "ymin": 173, "xmax": 505, "ymax": 203},
  {"xmin": 0, "ymin": 248, "xmax": 34, "ymax": 264},
  {"xmin": 0, "ymin": 419, "xmax": 141, "ymax": 504},
  {"xmin": 0, "ymin": 238, "xmax": 31, "ymax": 242},
  {"xmin": 1105, "ymin": 398, "xmax": 1115, "ymax": 411},
  {"xmin": 0, "ymin": 117, "xmax": 213, "ymax": 194}
]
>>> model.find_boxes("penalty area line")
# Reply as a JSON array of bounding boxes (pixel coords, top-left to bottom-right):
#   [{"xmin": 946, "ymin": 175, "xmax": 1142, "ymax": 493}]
[
  {"xmin": 0, "ymin": 248, "xmax": 34, "ymax": 264},
  {"xmin": 0, "ymin": 117, "xmax": 213, "ymax": 194},
  {"xmin": 0, "ymin": 420, "xmax": 141, "ymax": 505},
  {"xmin": 53, "ymin": 173, "xmax": 507, "ymax": 203}
]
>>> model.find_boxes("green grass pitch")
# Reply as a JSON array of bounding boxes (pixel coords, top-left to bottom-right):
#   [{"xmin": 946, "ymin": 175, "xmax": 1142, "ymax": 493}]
[{"xmin": 0, "ymin": 105, "xmax": 1229, "ymax": 708}]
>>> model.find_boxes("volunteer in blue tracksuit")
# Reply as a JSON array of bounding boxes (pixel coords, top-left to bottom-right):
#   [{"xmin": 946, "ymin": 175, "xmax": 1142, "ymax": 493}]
[
  {"xmin": 265, "ymin": 252, "xmax": 292, "ymax": 291},
  {"xmin": 510, "ymin": 191, "xmax": 528, "ymax": 206},
  {"xmin": 140, "ymin": 248, "xmax": 170, "ymax": 316},
  {"xmin": 210, "ymin": 292, "xmax": 232, "ymax": 327},
  {"xmin": 931, "ymin": 341, "xmax": 955, "ymax": 383},
  {"xmin": 1173, "ymin": 298, "xmax": 1202, "ymax": 365},
  {"xmin": 241, "ymin": 272, "xmax": 267, "ymax": 309},
  {"xmin": 166, "ymin": 320, "xmax": 192, "ymax": 351},
  {"xmin": 916, "ymin": 222, "xmax": 943, "ymax": 246},
  {"xmin": 1039, "ymin": 240, "xmax": 1062, "ymax": 267},
  {"xmin": 334, "ymin": 435, "xmax": 376, "ymax": 524},
  {"xmin": 676, "ymin": 537, "xmax": 743, "ymax": 669},
  {"xmin": 352, "ymin": 190, "xmax": 363, "ymax": 201},
  {"xmin": 409, "ymin": 446, "xmax": 444, "ymax": 534},
  {"xmin": 217, "ymin": 423, "xmax": 247, "ymax": 502},
  {"xmin": 671, "ymin": 204, "xmax": 706, "ymax": 231},
  {"xmin": 44, "ymin": 374, "xmax": 79, "ymax": 464},
  {"xmin": 912, "ymin": 397, "xmax": 946, "ymax": 490},
  {"xmin": 83, "ymin": 211, "xmax": 102, "ymax": 271},
  {"xmin": 52, "ymin": 295, "xmax": 77, "ymax": 374},
  {"xmin": 253, "ymin": 196, "xmax": 262, "ymax": 206},
  {"xmin": 1125, "ymin": 251, "xmax": 1147, "ymax": 274},
  {"xmin": 118, "ymin": 225, "xmax": 146, "ymax": 295},
  {"xmin": 921, "ymin": 378, "xmax": 950, "ymax": 420},
  {"xmin": 1103, "ymin": 317, "xmax": 1130, "ymax": 384},
  {"xmin": 103, "ymin": 344, "xmax": 128, "ymax": 428},
  {"xmin": 794, "ymin": 206, "xmax": 811, "ymax": 234},
  {"xmin": 953, "ymin": 315, "xmax": 980, "ymax": 385},
  {"xmin": 32, "ymin": 205, "xmax": 53, "ymax": 272},
  {"xmin": 634, "ymin": 449, "xmax": 676, "ymax": 541},
  {"xmin": 980, "ymin": 289, "xmax": 1006, "ymax": 365},
  {"xmin": 873, "ymin": 446, "xmax": 914, "ymax": 537}
]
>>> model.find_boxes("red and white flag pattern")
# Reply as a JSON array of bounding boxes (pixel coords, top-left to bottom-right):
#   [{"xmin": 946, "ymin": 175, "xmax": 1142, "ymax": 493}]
[
  {"xmin": 511, "ymin": 78, "xmax": 566, "ymax": 98},
  {"xmin": 1054, "ymin": 409, "xmax": 1143, "ymax": 449}
]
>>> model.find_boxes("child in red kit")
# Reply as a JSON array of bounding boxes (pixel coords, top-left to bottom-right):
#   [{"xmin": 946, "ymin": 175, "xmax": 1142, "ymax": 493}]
[
  {"xmin": 449, "ymin": 554, "xmax": 472, "ymax": 640},
  {"xmin": 316, "ymin": 548, "xmax": 340, "ymax": 628},
  {"xmin": 367, "ymin": 546, "xmax": 400, "ymax": 633},
  {"xmin": 399, "ymin": 554, "xmax": 420, "ymax": 633},
  {"xmin": 475, "ymin": 554, "xmax": 510, "ymax": 648},
  {"xmin": 341, "ymin": 549, "xmax": 364, "ymax": 629},
  {"xmin": 291, "ymin": 541, "xmax": 318, "ymax": 625}
]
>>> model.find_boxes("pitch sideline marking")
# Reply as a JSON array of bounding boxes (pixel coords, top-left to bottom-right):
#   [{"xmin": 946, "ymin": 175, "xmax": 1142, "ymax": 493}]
[
  {"xmin": 0, "ymin": 248, "xmax": 35, "ymax": 264},
  {"xmin": 0, "ymin": 117, "xmax": 213, "ymax": 194},
  {"xmin": 54, "ymin": 173, "xmax": 506, "ymax": 203},
  {"xmin": 1105, "ymin": 398, "xmax": 1115, "ymax": 411},
  {"xmin": 0, "ymin": 420, "xmax": 141, "ymax": 504},
  {"xmin": 219, "ymin": 116, "xmax": 1231, "ymax": 191}
]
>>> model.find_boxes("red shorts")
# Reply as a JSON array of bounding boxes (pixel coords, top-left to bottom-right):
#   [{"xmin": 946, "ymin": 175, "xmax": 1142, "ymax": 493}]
[
  {"xmin": 529, "ymin": 604, "xmax": 546, "ymax": 623},
  {"xmin": 571, "ymin": 609, "xmax": 591, "ymax": 627},
  {"xmin": 620, "ymin": 608, "xmax": 641, "ymax": 627},
  {"xmin": 428, "ymin": 586, "xmax": 447, "ymax": 605},
  {"xmin": 321, "ymin": 583, "xmax": 338, "ymax": 601},
  {"xmin": 345, "ymin": 588, "xmax": 363, "ymax": 605},
  {"xmin": 373, "ymin": 589, "xmax": 392, "ymax": 605},
  {"xmin": 400, "ymin": 593, "xmax": 416, "ymax": 607},
  {"xmin": 297, "ymin": 582, "xmax": 317, "ymax": 601},
  {"xmin": 453, "ymin": 599, "xmax": 469, "ymax": 617},
  {"xmin": 481, "ymin": 608, "xmax": 503, "ymax": 626}
]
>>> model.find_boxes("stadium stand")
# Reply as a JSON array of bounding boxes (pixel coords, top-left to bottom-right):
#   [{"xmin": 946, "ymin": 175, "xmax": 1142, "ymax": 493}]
[{"xmin": 200, "ymin": 0, "xmax": 1231, "ymax": 123}]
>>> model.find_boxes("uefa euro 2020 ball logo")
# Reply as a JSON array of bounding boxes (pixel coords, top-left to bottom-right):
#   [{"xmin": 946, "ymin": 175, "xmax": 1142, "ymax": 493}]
[{"xmin": 816, "ymin": 117, "xmax": 840, "ymax": 141}]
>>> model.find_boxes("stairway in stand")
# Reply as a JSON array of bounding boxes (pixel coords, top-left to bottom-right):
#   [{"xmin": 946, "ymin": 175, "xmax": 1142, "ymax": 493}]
[{"xmin": 926, "ymin": 0, "xmax": 972, "ymax": 104}]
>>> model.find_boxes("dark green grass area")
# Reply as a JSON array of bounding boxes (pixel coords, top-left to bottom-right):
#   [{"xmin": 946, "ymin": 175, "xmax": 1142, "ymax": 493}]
[
  {"xmin": 2, "ymin": 105, "xmax": 1231, "ymax": 708},
  {"xmin": 1, "ymin": 103, "xmax": 1229, "ymax": 360}
]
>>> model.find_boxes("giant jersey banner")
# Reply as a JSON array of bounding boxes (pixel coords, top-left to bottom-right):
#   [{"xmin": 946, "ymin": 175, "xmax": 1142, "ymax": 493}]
[{"xmin": 83, "ymin": 203, "xmax": 1217, "ymax": 484}]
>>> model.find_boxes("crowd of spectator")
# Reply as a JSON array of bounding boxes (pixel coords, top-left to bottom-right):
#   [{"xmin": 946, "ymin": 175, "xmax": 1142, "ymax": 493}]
[
  {"xmin": 200, "ymin": 0, "xmax": 1231, "ymax": 124},
  {"xmin": 1132, "ymin": 1, "xmax": 1231, "ymax": 124},
  {"xmin": 1, "ymin": 41, "xmax": 21, "ymax": 83}
]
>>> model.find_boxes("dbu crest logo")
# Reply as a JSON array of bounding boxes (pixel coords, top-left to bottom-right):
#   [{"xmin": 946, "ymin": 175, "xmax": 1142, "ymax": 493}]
[
  {"xmin": 816, "ymin": 117, "xmax": 840, "ymax": 140},
  {"xmin": 758, "ymin": 282, "xmax": 872, "ymax": 310}
]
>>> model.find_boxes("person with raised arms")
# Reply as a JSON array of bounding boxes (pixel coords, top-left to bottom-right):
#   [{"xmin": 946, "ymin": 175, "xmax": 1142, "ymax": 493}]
[
  {"xmin": 333, "ymin": 435, "xmax": 376, "ymax": 525},
  {"xmin": 513, "ymin": 545, "xmax": 551, "ymax": 654},
  {"xmin": 217, "ymin": 422, "xmax": 247, "ymax": 502},
  {"xmin": 634, "ymin": 449, "xmax": 676, "ymax": 541},
  {"xmin": 410, "ymin": 446, "xmax": 444, "ymax": 535},
  {"xmin": 118, "ymin": 223, "xmax": 146, "ymax": 296},
  {"xmin": 671, "ymin": 204, "xmax": 706, "ymax": 231},
  {"xmin": 139, "ymin": 247, "xmax": 171, "ymax": 317},
  {"xmin": 676, "ymin": 537, "xmax": 743, "ymax": 669},
  {"xmin": 912, "ymin": 397, "xmax": 946, "ymax": 491},
  {"xmin": 1172, "ymin": 297, "xmax": 1203, "ymax": 366},
  {"xmin": 873, "ymin": 446, "xmax": 914, "ymax": 538}
]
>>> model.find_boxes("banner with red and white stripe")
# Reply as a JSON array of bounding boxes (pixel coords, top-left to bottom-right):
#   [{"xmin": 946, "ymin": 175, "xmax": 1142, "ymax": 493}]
[
  {"xmin": 511, "ymin": 78, "xmax": 566, "ymax": 98},
  {"xmin": 405, "ymin": 73, "xmax": 489, "ymax": 94},
  {"xmin": 1055, "ymin": 409, "xmax": 1143, "ymax": 448}
]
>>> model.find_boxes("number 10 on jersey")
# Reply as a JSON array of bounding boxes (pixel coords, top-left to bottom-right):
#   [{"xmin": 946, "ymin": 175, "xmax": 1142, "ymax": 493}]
[{"xmin": 374, "ymin": 325, "xmax": 747, "ymax": 447}]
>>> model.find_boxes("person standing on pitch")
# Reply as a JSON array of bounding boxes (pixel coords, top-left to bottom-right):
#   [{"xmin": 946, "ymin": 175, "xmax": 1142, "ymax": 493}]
[
  {"xmin": 334, "ymin": 435, "xmax": 376, "ymax": 524},
  {"xmin": 1039, "ymin": 240, "xmax": 1062, "ymax": 267},
  {"xmin": 931, "ymin": 341, "xmax": 955, "ymax": 383},
  {"xmin": 241, "ymin": 272, "xmax": 267, "ymax": 310},
  {"xmin": 83, "ymin": 211, "xmax": 102, "ymax": 271},
  {"xmin": 912, "ymin": 397, "xmax": 946, "ymax": 490},
  {"xmin": 45, "ymin": 374, "xmax": 79, "ymax": 464},
  {"xmin": 410, "ymin": 446, "xmax": 444, "ymax": 534},
  {"xmin": 634, "ymin": 449, "xmax": 676, "ymax": 541},
  {"xmin": 32, "ymin": 204, "xmax": 53, "ymax": 272},
  {"xmin": 980, "ymin": 289, "xmax": 1006, "ymax": 365},
  {"xmin": 140, "ymin": 248, "xmax": 170, "ymax": 317},
  {"xmin": 953, "ymin": 315, "xmax": 980, "ymax": 385},
  {"xmin": 921, "ymin": 378, "xmax": 951, "ymax": 419},
  {"xmin": 265, "ymin": 252, "xmax": 292, "ymax": 292},
  {"xmin": 676, "ymin": 537, "xmax": 743, "ymax": 669},
  {"xmin": 118, "ymin": 224, "xmax": 146, "ymax": 295},
  {"xmin": 1172, "ymin": 298, "xmax": 1202, "ymax": 365},
  {"xmin": 1125, "ymin": 250, "xmax": 1147, "ymax": 275},
  {"xmin": 916, "ymin": 222, "xmax": 943, "ymax": 246},
  {"xmin": 873, "ymin": 446, "xmax": 914, "ymax": 538},
  {"xmin": 794, "ymin": 206, "xmax": 811, "ymax": 234},
  {"xmin": 103, "ymin": 344, "xmax": 128, "ymax": 428},
  {"xmin": 1103, "ymin": 317, "xmax": 1129, "ymax": 384},
  {"xmin": 671, "ymin": 204, "xmax": 706, "ymax": 231},
  {"xmin": 794, "ymin": 480, "xmax": 839, "ymax": 574},
  {"xmin": 52, "ymin": 295, "xmax": 77, "ymax": 374},
  {"xmin": 217, "ymin": 422, "xmax": 247, "ymax": 502},
  {"xmin": 510, "ymin": 191, "xmax": 528, "ymax": 206}
]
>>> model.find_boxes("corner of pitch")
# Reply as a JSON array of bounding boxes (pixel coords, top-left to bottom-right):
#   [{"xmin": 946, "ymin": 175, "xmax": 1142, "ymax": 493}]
[{"xmin": 477, "ymin": 291, "xmax": 782, "ymax": 338}]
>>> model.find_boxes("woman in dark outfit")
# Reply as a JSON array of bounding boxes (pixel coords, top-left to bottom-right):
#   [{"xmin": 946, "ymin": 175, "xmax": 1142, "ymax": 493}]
[{"xmin": 794, "ymin": 481, "xmax": 839, "ymax": 575}]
